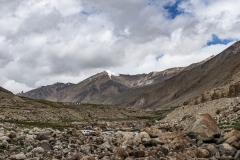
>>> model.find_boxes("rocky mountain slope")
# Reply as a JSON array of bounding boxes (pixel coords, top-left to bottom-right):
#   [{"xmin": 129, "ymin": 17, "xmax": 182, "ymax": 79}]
[
  {"xmin": 46, "ymin": 56, "xmax": 213, "ymax": 104},
  {"xmin": 0, "ymin": 86, "xmax": 12, "ymax": 94},
  {"xmin": 45, "ymin": 68, "xmax": 186, "ymax": 103},
  {"xmin": 18, "ymin": 82, "xmax": 74, "ymax": 100},
  {"xmin": 18, "ymin": 68, "xmax": 185, "ymax": 103},
  {"xmin": 103, "ymin": 41, "xmax": 240, "ymax": 109},
  {"xmin": 0, "ymin": 86, "xmax": 13, "ymax": 99}
]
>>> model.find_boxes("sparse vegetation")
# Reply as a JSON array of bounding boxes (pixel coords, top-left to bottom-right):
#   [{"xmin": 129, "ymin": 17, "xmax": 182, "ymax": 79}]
[
  {"xmin": 218, "ymin": 117, "xmax": 240, "ymax": 131},
  {"xmin": 154, "ymin": 106, "xmax": 179, "ymax": 120},
  {"xmin": 11, "ymin": 139, "xmax": 24, "ymax": 148},
  {"xmin": 83, "ymin": 103, "xmax": 111, "ymax": 109},
  {"xmin": 133, "ymin": 116, "xmax": 156, "ymax": 120},
  {"xmin": 233, "ymin": 117, "xmax": 240, "ymax": 130}
]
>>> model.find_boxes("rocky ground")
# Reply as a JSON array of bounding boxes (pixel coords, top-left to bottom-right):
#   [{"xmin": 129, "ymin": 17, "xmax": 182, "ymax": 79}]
[
  {"xmin": 163, "ymin": 97, "xmax": 240, "ymax": 127},
  {"xmin": 0, "ymin": 112, "xmax": 240, "ymax": 160}
]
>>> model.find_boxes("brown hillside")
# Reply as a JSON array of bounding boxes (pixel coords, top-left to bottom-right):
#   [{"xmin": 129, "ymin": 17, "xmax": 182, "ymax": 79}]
[
  {"xmin": 0, "ymin": 86, "xmax": 13, "ymax": 99},
  {"xmin": 103, "ymin": 41, "xmax": 240, "ymax": 109}
]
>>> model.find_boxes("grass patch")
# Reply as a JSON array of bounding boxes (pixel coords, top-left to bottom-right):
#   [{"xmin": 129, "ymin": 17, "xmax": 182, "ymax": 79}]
[
  {"xmin": 11, "ymin": 139, "xmax": 24, "ymax": 148},
  {"xmin": 35, "ymin": 99, "xmax": 77, "ymax": 109},
  {"xmin": 19, "ymin": 96, "xmax": 77, "ymax": 109},
  {"xmin": 233, "ymin": 117, "xmax": 240, "ymax": 130},
  {"xmin": 61, "ymin": 118, "xmax": 87, "ymax": 123},
  {"xmin": 133, "ymin": 116, "xmax": 156, "ymax": 120},
  {"xmin": 154, "ymin": 106, "xmax": 179, "ymax": 120},
  {"xmin": 218, "ymin": 118, "xmax": 240, "ymax": 131},
  {"xmin": 98, "ymin": 116, "xmax": 159, "ymax": 122},
  {"xmin": 83, "ymin": 103, "xmax": 111, "ymax": 109},
  {"xmin": 35, "ymin": 99, "xmax": 57, "ymax": 107},
  {"xmin": 97, "ymin": 117, "xmax": 154, "ymax": 122}
]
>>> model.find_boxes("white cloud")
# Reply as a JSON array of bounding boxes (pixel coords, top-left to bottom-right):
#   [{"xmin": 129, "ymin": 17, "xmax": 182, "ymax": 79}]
[
  {"xmin": 3, "ymin": 79, "xmax": 34, "ymax": 94},
  {"xmin": 0, "ymin": 0, "xmax": 239, "ymax": 93}
]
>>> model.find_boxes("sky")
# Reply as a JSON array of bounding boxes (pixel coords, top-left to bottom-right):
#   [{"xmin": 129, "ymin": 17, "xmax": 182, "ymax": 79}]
[{"xmin": 0, "ymin": 0, "xmax": 240, "ymax": 94}]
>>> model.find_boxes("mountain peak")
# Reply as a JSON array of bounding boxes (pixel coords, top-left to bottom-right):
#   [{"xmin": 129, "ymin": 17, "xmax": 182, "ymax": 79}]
[{"xmin": 105, "ymin": 70, "xmax": 119, "ymax": 79}]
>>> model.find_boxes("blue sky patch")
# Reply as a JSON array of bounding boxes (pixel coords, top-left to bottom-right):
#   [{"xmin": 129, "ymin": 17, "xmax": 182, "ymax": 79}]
[
  {"xmin": 164, "ymin": 0, "xmax": 185, "ymax": 19},
  {"xmin": 207, "ymin": 34, "xmax": 235, "ymax": 46},
  {"xmin": 156, "ymin": 54, "xmax": 163, "ymax": 61}
]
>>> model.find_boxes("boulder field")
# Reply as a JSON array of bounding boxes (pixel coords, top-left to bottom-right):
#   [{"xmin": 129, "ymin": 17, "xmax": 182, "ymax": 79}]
[{"xmin": 0, "ymin": 113, "xmax": 239, "ymax": 159}]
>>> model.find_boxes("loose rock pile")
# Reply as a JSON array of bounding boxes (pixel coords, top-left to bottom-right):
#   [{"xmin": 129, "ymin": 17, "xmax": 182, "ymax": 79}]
[
  {"xmin": 0, "ymin": 114, "xmax": 239, "ymax": 159},
  {"xmin": 214, "ymin": 98, "xmax": 240, "ymax": 125},
  {"xmin": 163, "ymin": 97, "xmax": 240, "ymax": 127}
]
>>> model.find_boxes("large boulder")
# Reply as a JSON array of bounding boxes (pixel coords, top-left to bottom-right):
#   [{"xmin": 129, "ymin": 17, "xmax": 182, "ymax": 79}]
[
  {"xmin": 196, "ymin": 148, "xmax": 210, "ymax": 158},
  {"xmin": 38, "ymin": 141, "xmax": 52, "ymax": 151},
  {"xmin": 224, "ymin": 129, "xmax": 240, "ymax": 140},
  {"xmin": 201, "ymin": 144, "xmax": 219, "ymax": 157},
  {"xmin": 138, "ymin": 131, "xmax": 151, "ymax": 142},
  {"xmin": 32, "ymin": 147, "xmax": 44, "ymax": 154},
  {"xmin": 10, "ymin": 152, "xmax": 26, "ymax": 160},
  {"xmin": 218, "ymin": 143, "xmax": 237, "ymax": 157},
  {"xmin": 184, "ymin": 114, "xmax": 221, "ymax": 141},
  {"xmin": 145, "ymin": 126, "xmax": 162, "ymax": 138},
  {"xmin": 36, "ymin": 133, "xmax": 48, "ymax": 141}
]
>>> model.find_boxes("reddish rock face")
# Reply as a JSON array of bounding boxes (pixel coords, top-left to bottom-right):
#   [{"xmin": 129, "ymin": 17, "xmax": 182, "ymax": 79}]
[{"xmin": 184, "ymin": 113, "xmax": 221, "ymax": 141}]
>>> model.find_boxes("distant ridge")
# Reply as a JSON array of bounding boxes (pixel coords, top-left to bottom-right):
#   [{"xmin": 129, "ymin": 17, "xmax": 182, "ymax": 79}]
[{"xmin": 18, "ymin": 82, "xmax": 74, "ymax": 100}]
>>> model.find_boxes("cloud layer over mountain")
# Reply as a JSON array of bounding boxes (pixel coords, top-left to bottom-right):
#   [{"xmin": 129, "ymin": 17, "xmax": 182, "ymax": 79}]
[{"xmin": 0, "ymin": 0, "xmax": 239, "ymax": 93}]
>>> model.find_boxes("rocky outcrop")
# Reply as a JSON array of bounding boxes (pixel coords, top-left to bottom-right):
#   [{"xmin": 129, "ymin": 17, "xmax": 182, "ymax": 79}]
[
  {"xmin": 229, "ymin": 81, "xmax": 240, "ymax": 97},
  {"xmin": 184, "ymin": 113, "xmax": 221, "ymax": 141},
  {"xmin": 185, "ymin": 81, "xmax": 240, "ymax": 105}
]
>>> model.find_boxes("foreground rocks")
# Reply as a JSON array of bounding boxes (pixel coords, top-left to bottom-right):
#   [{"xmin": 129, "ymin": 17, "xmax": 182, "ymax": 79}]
[
  {"xmin": 184, "ymin": 113, "xmax": 221, "ymax": 141},
  {"xmin": 0, "ymin": 114, "xmax": 239, "ymax": 159}
]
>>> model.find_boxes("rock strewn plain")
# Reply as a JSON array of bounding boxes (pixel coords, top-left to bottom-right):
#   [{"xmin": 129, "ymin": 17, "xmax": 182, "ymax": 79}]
[{"xmin": 0, "ymin": 114, "xmax": 240, "ymax": 160}]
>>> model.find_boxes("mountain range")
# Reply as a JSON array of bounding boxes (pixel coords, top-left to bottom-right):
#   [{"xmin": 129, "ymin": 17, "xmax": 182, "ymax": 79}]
[
  {"xmin": 17, "ymin": 57, "xmax": 210, "ymax": 104},
  {"xmin": 18, "ymin": 82, "xmax": 74, "ymax": 100},
  {"xmin": 16, "ymin": 41, "xmax": 240, "ymax": 109}
]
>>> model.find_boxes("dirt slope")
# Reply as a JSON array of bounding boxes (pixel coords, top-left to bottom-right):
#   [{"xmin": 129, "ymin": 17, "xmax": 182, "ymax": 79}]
[{"xmin": 0, "ymin": 86, "xmax": 14, "ymax": 99}]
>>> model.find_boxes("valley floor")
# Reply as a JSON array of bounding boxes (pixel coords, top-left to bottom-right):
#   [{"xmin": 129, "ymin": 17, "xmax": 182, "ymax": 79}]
[
  {"xmin": 0, "ymin": 116, "xmax": 240, "ymax": 159},
  {"xmin": 0, "ymin": 92, "xmax": 240, "ymax": 159}
]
